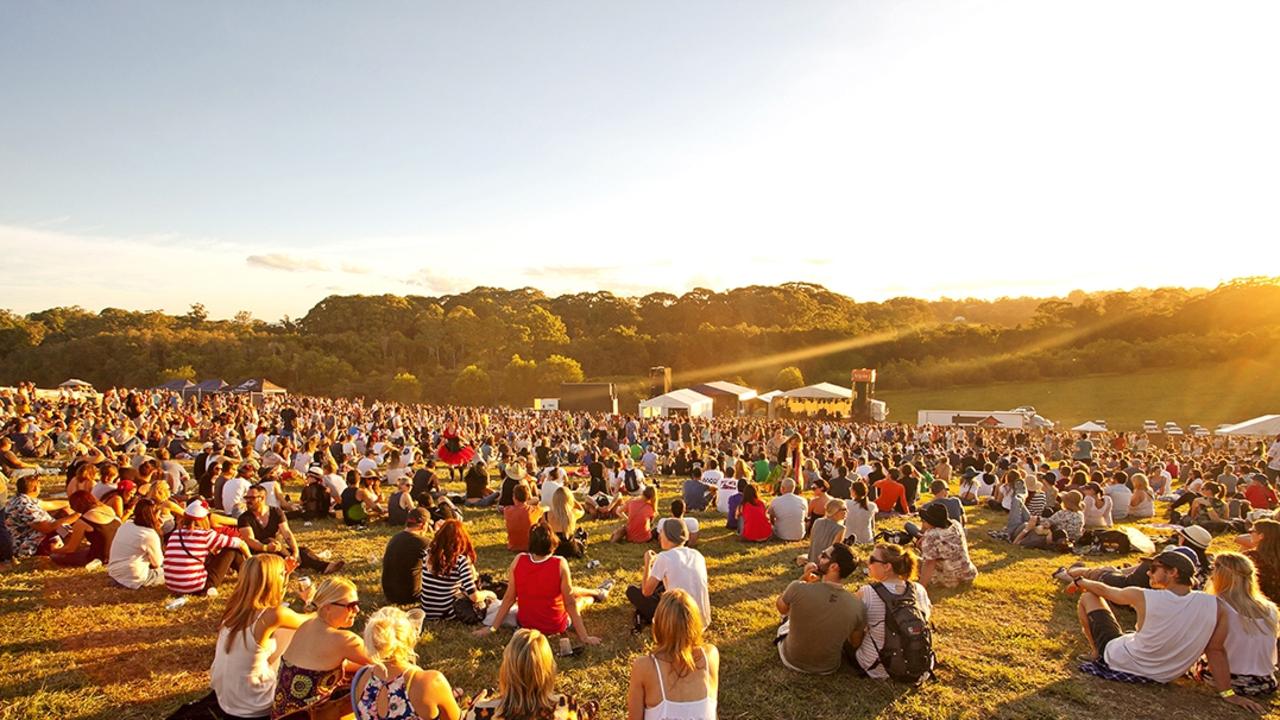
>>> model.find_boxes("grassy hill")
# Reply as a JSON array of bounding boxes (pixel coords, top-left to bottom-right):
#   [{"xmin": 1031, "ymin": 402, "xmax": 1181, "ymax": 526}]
[
  {"xmin": 878, "ymin": 358, "xmax": 1280, "ymax": 431},
  {"xmin": 5, "ymin": 470, "xmax": 1280, "ymax": 720}
]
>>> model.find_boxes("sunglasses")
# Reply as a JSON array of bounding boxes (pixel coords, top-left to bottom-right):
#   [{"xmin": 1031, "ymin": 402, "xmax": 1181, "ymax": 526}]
[
  {"xmin": 330, "ymin": 599, "xmax": 361, "ymax": 611},
  {"xmin": 868, "ymin": 556, "xmax": 889, "ymax": 565}
]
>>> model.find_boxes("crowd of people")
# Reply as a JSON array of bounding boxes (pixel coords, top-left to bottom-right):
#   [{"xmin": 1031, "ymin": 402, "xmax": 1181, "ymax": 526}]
[{"xmin": 3, "ymin": 382, "xmax": 1280, "ymax": 717}]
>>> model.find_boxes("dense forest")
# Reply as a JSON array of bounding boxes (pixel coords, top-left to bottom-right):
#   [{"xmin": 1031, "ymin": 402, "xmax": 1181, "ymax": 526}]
[{"xmin": 1, "ymin": 277, "xmax": 1278, "ymax": 407}]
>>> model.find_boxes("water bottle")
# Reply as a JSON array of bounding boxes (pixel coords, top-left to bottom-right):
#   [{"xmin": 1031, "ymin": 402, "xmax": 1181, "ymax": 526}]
[{"xmin": 165, "ymin": 596, "xmax": 189, "ymax": 611}]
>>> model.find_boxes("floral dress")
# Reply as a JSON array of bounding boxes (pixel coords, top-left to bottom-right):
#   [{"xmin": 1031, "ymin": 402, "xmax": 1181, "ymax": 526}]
[
  {"xmin": 272, "ymin": 659, "xmax": 344, "ymax": 718},
  {"xmin": 919, "ymin": 520, "xmax": 978, "ymax": 587}
]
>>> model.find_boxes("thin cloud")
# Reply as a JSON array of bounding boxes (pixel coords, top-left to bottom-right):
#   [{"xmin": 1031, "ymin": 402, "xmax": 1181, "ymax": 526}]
[
  {"xmin": 339, "ymin": 262, "xmax": 372, "ymax": 275},
  {"xmin": 246, "ymin": 254, "xmax": 329, "ymax": 272},
  {"xmin": 405, "ymin": 268, "xmax": 468, "ymax": 294}
]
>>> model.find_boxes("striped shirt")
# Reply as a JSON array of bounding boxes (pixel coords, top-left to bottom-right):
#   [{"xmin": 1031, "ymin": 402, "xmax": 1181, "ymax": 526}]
[
  {"xmin": 164, "ymin": 528, "xmax": 244, "ymax": 594},
  {"xmin": 1025, "ymin": 491, "xmax": 1047, "ymax": 518},
  {"xmin": 420, "ymin": 554, "xmax": 478, "ymax": 620}
]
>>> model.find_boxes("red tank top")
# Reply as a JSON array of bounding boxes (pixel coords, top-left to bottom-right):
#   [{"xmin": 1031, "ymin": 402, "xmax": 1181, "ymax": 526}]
[{"xmin": 514, "ymin": 553, "xmax": 568, "ymax": 635}]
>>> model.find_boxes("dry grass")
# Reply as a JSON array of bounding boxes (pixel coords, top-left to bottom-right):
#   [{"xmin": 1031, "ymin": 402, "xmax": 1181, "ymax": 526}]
[{"xmin": 2, "ymin": 470, "xmax": 1277, "ymax": 720}]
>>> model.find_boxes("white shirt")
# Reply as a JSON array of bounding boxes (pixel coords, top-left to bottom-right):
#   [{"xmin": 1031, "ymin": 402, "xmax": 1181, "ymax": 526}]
[
  {"xmin": 1269, "ymin": 441, "xmax": 1280, "ymax": 471},
  {"xmin": 107, "ymin": 521, "xmax": 164, "ymax": 589},
  {"xmin": 540, "ymin": 478, "xmax": 564, "ymax": 507},
  {"xmin": 845, "ymin": 499, "xmax": 875, "ymax": 544},
  {"xmin": 323, "ymin": 473, "xmax": 346, "ymax": 505},
  {"xmin": 701, "ymin": 470, "xmax": 733, "ymax": 513},
  {"xmin": 649, "ymin": 546, "xmax": 712, "ymax": 629},
  {"xmin": 222, "ymin": 476, "xmax": 252, "ymax": 518},
  {"xmin": 1103, "ymin": 589, "xmax": 1217, "ymax": 683},
  {"xmin": 356, "ymin": 457, "xmax": 379, "ymax": 477},
  {"xmin": 1222, "ymin": 603, "xmax": 1279, "ymax": 677},
  {"xmin": 769, "ymin": 493, "xmax": 808, "ymax": 541}
]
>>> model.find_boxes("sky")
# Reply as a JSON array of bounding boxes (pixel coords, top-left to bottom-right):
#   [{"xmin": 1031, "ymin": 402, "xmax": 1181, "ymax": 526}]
[{"xmin": 1, "ymin": 1, "xmax": 1278, "ymax": 321}]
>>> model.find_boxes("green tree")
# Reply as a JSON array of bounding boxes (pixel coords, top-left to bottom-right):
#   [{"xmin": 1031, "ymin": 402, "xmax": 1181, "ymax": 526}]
[
  {"xmin": 536, "ymin": 354, "xmax": 585, "ymax": 396},
  {"xmin": 388, "ymin": 371, "xmax": 421, "ymax": 403},
  {"xmin": 776, "ymin": 366, "xmax": 804, "ymax": 390},
  {"xmin": 451, "ymin": 364, "xmax": 493, "ymax": 405},
  {"xmin": 159, "ymin": 365, "xmax": 197, "ymax": 382},
  {"xmin": 502, "ymin": 354, "xmax": 539, "ymax": 407}
]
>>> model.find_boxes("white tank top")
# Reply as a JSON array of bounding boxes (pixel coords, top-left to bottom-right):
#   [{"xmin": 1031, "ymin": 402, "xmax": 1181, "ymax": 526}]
[
  {"xmin": 210, "ymin": 610, "xmax": 279, "ymax": 717},
  {"xmin": 1103, "ymin": 589, "xmax": 1218, "ymax": 682},
  {"xmin": 644, "ymin": 653, "xmax": 716, "ymax": 720}
]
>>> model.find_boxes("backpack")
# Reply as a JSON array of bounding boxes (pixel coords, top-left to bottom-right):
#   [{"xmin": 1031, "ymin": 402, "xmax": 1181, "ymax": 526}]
[{"xmin": 867, "ymin": 581, "xmax": 935, "ymax": 684}]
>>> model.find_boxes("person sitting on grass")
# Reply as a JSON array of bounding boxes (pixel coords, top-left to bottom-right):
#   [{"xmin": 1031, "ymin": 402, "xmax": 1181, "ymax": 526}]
[
  {"xmin": 804, "ymin": 499, "xmax": 846, "ymax": 565},
  {"xmin": 910, "ymin": 503, "xmax": 978, "ymax": 589},
  {"xmin": 165, "ymin": 499, "xmax": 250, "ymax": 596},
  {"xmin": 737, "ymin": 483, "xmax": 773, "ymax": 543},
  {"xmin": 381, "ymin": 507, "xmax": 432, "ymax": 606},
  {"xmin": 463, "ymin": 459, "xmax": 500, "ymax": 507},
  {"xmin": 852, "ymin": 543, "xmax": 932, "ymax": 679},
  {"xmin": 479, "ymin": 522, "xmax": 607, "ymax": 645},
  {"xmin": 921, "ymin": 479, "xmax": 965, "ymax": 526},
  {"xmin": 464, "ymin": 629, "xmax": 599, "ymax": 720},
  {"xmin": 872, "ymin": 469, "xmax": 910, "ymax": 518},
  {"xmin": 1070, "ymin": 548, "xmax": 1262, "ymax": 712},
  {"xmin": 547, "ymin": 485, "xmax": 587, "ymax": 559},
  {"xmin": 107, "ymin": 498, "xmax": 164, "ymax": 589},
  {"xmin": 1178, "ymin": 481, "xmax": 1229, "ymax": 531},
  {"xmin": 1057, "ymin": 524, "xmax": 1214, "ymax": 593},
  {"xmin": 626, "ymin": 518, "xmax": 711, "ymax": 633},
  {"xmin": 421, "ymin": 519, "xmax": 493, "ymax": 621},
  {"xmin": 238, "ymin": 484, "xmax": 344, "ymax": 575},
  {"xmin": 1081, "ymin": 482, "xmax": 1114, "ymax": 530},
  {"xmin": 612, "ymin": 485, "xmax": 658, "ymax": 544},
  {"xmin": 352, "ymin": 605, "xmax": 463, "ymax": 720},
  {"xmin": 844, "ymin": 480, "xmax": 875, "ymax": 545},
  {"xmin": 626, "ymin": 589, "xmax": 719, "ymax": 720},
  {"xmin": 1234, "ymin": 518, "xmax": 1280, "ymax": 604},
  {"xmin": 210, "ymin": 554, "xmax": 315, "ymax": 720},
  {"xmin": 4, "ymin": 474, "xmax": 80, "ymax": 560},
  {"xmin": 657, "ymin": 498, "xmax": 699, "ymax": 547},
  {"xmin": 1194, "ymin": 552, "xmax": 1279, "ymax": 697},
  {"xmin": 1013, "ymin": 490, "xmax": 1084, "ymax": 551},
  {"xmin": 681, "ymin": 468, "xmax": 712, "ymax": 513},
  {"xmin": 504, "ymin": 483, "xmax": 543, "ymax": 552},
  {"xmin": 1128, "ymin": 472, "xmax": 1155, "ymax": 519},
  {"xmin": 805, "ymin": 479, "xmax": 831, "ymax": 534},
  {"xmin": 768, "ymin": 477, "xmax": 808, "ymax": 542},
  {"xmin": 775, "ymin": 541, "xmax": 864, "ymax": 675},
  {"xmin": 273, "ymin": 576, "xmax": 373, "ymax": 718}
]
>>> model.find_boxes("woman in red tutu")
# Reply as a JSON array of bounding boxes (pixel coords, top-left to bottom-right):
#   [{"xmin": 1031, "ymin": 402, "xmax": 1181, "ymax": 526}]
[{"xmin": 436, "ymin": 419, "xmax": 475, "ymax": 482}]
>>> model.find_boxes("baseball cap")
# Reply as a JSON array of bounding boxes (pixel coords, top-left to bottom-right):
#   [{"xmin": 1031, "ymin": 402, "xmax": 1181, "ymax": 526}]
[
  {"xmin": 1148, "ymin": 548, "xmax": 1197, "ymax": 581},
  {"xmin": 661, "ymin": 517, "xmax": 689, "ymax": 545}
]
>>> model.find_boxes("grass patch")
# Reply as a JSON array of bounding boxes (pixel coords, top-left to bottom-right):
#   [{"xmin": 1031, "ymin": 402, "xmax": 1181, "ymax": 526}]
[
  {"xmin": 878, "ymin": 358, "xmax": 1280, "ymax": 431},
  {"xmin": 2, "ymin": 472, "xmax": 1277, "ymax": 719}
]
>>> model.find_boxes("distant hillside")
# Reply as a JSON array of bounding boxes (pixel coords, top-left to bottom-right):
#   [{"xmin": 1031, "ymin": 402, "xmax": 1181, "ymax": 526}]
[{"xmin": 878, "ymin": 358, "xmax": 1280, "ymax": 431}]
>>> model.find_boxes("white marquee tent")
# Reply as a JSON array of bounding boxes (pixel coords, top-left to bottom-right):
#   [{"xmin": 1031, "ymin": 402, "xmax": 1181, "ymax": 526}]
[
  {"xmin": 638, "ymin": 388, "xmax": 714, "ymax": 419},
  {"xmin": 1216, "ymin": 415, "xmax": 1280, "ymax": 437},
  {"xmin": 782, "ymin": 382, "xmax": 853, "ymax": 400},
  {"xmin": 1071, "ymin": 421, "xmax": 1108, "ymax": 433}
]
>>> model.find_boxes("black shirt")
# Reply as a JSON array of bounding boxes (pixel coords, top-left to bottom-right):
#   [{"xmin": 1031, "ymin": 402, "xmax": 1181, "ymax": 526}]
[
  {"xmin": 382, "ymin": 530, "xmax": 431, "ymax": 605},
  {"xmin": 828, "ymin": 474, "xmax": 852, "ymax": 500},
  {"xmin": 237, "ymin": 506, "xmax": 286, "ymax": 543}
]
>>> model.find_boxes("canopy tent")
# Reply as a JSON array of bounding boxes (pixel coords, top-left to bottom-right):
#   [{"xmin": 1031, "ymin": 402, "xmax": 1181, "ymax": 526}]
[
  {"xmin": 757, "ymin": 390, "xmax": 783, "ymax": 403},
  {"xmin": 689, "ymin": 381, "xmax": 758, "ymax": 416},
  {"xmin": 1216, "ymin": 415, "xmax": 1280, "ymax": 437},
  {"xmin": 156, "ymin": 379, "xmax": 197, "ymax": 392},
  {"xmin": 1071, "ymin": 421, "xmax": 1108, "ymax": 433},
  {"xmin": 230, "ymin": 378, "xmax": 287, "ymax": 395},
  {"xmin": 194, "ymin": 379, "xmax": 230, "ymax": 394},
  {"xmin": 782, "ymin": 382, "xmax": 853, "ymax": 400},
  {"xmin": 638, "ymin": 388, "xmax": 714, "ymax": 419},
  {"xmin": 58, "ymin": 378, "xmax": 94, "ymax": 389},
  {"xmin": 777, "ymin": 382, "xmax": 853, "ymax": 419}
]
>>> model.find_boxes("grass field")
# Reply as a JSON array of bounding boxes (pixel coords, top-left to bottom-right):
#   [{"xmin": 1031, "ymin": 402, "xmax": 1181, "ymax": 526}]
[
  {"xmin": 877, "ymin": 358, "xmax": 1280, "ymax": 432},
  {"xmin": 2, "ymin": 472, "xmax": 1277, "ymax": 720}
]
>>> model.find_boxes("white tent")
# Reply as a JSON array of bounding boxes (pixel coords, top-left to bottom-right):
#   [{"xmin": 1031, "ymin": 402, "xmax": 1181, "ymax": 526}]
[
  {"xmin": 782, "ymin": 382, "xmax": 853, "ymax": 400},
  {"xmin": 59, "ymin": 378, "xmax": 94, "ymax": 389},
  {"xmin": 757, "ymin": 390, "xmax": 783, "ymax": 403},
  {"xmin": 1071, "ymin": 421, "xmax": 1108, "ymax": 433},
  {"xmin": 1216, "ymin": 415, "xmax": 1280, "ymax": 437},
  {"xmin": 638, "ymin": 389, "xmax": 714, "ymax": 419}
]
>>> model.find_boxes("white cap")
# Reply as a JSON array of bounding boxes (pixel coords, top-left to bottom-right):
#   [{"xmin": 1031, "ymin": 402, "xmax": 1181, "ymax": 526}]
[{"xmin": 183, "ymin": 499, "xmax": 210, "ymax": 519}]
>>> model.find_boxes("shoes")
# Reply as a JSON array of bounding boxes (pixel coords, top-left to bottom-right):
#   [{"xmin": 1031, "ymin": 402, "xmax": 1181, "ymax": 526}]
[{"xmin": 597, "ymin": 579, "xmax": 615, "ymax": 600}]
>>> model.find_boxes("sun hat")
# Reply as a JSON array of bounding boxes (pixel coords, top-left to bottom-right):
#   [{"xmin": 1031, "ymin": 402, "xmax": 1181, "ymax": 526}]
[{"xmin": 1175, "ymin": 525, "xmax": 1212, "ymax": 550}]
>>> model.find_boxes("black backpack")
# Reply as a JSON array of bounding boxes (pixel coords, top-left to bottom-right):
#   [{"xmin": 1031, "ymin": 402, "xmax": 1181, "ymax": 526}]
[{"xmin": 868, "ymin": 581, "xmax": 936, "ymax": 684}]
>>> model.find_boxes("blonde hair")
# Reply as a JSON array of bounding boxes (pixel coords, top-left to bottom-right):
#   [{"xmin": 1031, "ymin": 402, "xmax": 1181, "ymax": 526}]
[
  {"xmin": 363, "ymin": 606, "xmax": 424, "ymax": 666},
  {"xmin": 1211, "ymin": 552, "xmax": 1278, "ymax": 635},
  {"xmin": 497, "ymin": 629, "xmax": 557, "ymax": 718},
  {"xmin": 1060, "ymin": 490, "xmax": 1083, "ymax": 512},
  {"xmin": 824, "ymin": 498, "xmax": 846, "ymax": 520},
  {"xmin": 549, "ymin": 486, "xmax": 577, "ymax": 537},
  {"xmin": 306, "ymin": 576, "xmax": 357, "ymax": 612},
  {"xmin": 220, "ymin": 554, "xmax": 286, "ymax": 652},
  {"xmin": 1130, "ymin": 473, "xmax": 1151, "ymax": 496},
  {"xmin": 652, "ymin": 589, "xmax": 705, "ymax": 679}
]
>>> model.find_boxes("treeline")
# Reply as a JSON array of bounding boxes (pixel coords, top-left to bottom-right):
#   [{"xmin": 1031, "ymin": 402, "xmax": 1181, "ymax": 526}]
[{"xmin": 1, "ymin": 277, "xmax": 1278, "ymax": 406}]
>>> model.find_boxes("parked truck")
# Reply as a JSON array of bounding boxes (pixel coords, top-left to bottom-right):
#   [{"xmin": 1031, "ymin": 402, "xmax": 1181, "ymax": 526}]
[{"xmin": 916, "ymin": 408, "xmax": 1053, "ymax": 429}]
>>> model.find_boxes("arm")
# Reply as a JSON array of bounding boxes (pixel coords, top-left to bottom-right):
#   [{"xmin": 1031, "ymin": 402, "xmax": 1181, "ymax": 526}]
[
  {"xmin": 339, "ymin": 632, "xmax": 374, "ymax": 673},
  {"xmin": 237, "ymin": 525, "xmax": 271, "ymax": 552},
  {"xmin": 626, "ymin": 656, "xmax": 649, "ymax": 720},
  {"xmin": 1205, "ymin": 600, "xmax": 1264, "ymax": 712},
  {"xmin": 476, "ymin": 558, "xmax": 519, "ymax": 636},
  {"xmin": 416, "ymin": 670, "xmax": 461, "ymax": 720},
  {"xmin": 1076, "ymin": 578, "xmax": 1144, "ymax": 607},
  {"xmin": 561, "ymin": 561, "xmax": 600, "ymax": 645}
]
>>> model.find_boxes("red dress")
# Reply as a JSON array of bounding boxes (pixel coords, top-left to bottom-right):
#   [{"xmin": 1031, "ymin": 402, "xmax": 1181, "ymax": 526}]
[
  {"xmin": 436, "ymin": 428, "xmax": 476, "ymax": 466},
  {"xmin": 740, "ymin": 500, "xmax": 773, "ymax": 541}
]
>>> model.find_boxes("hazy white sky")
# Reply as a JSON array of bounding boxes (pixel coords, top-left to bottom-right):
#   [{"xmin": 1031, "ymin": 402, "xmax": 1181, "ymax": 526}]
[{"xmin": 1, "ymin": 1, "xmax": 1277, "ymax": 320}]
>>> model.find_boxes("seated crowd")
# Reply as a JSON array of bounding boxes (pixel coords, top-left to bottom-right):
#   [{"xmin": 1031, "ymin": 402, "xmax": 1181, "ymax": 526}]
[{"xmin": 3, "ymin": 384, "xmax": 1280, "ymax": 719}]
